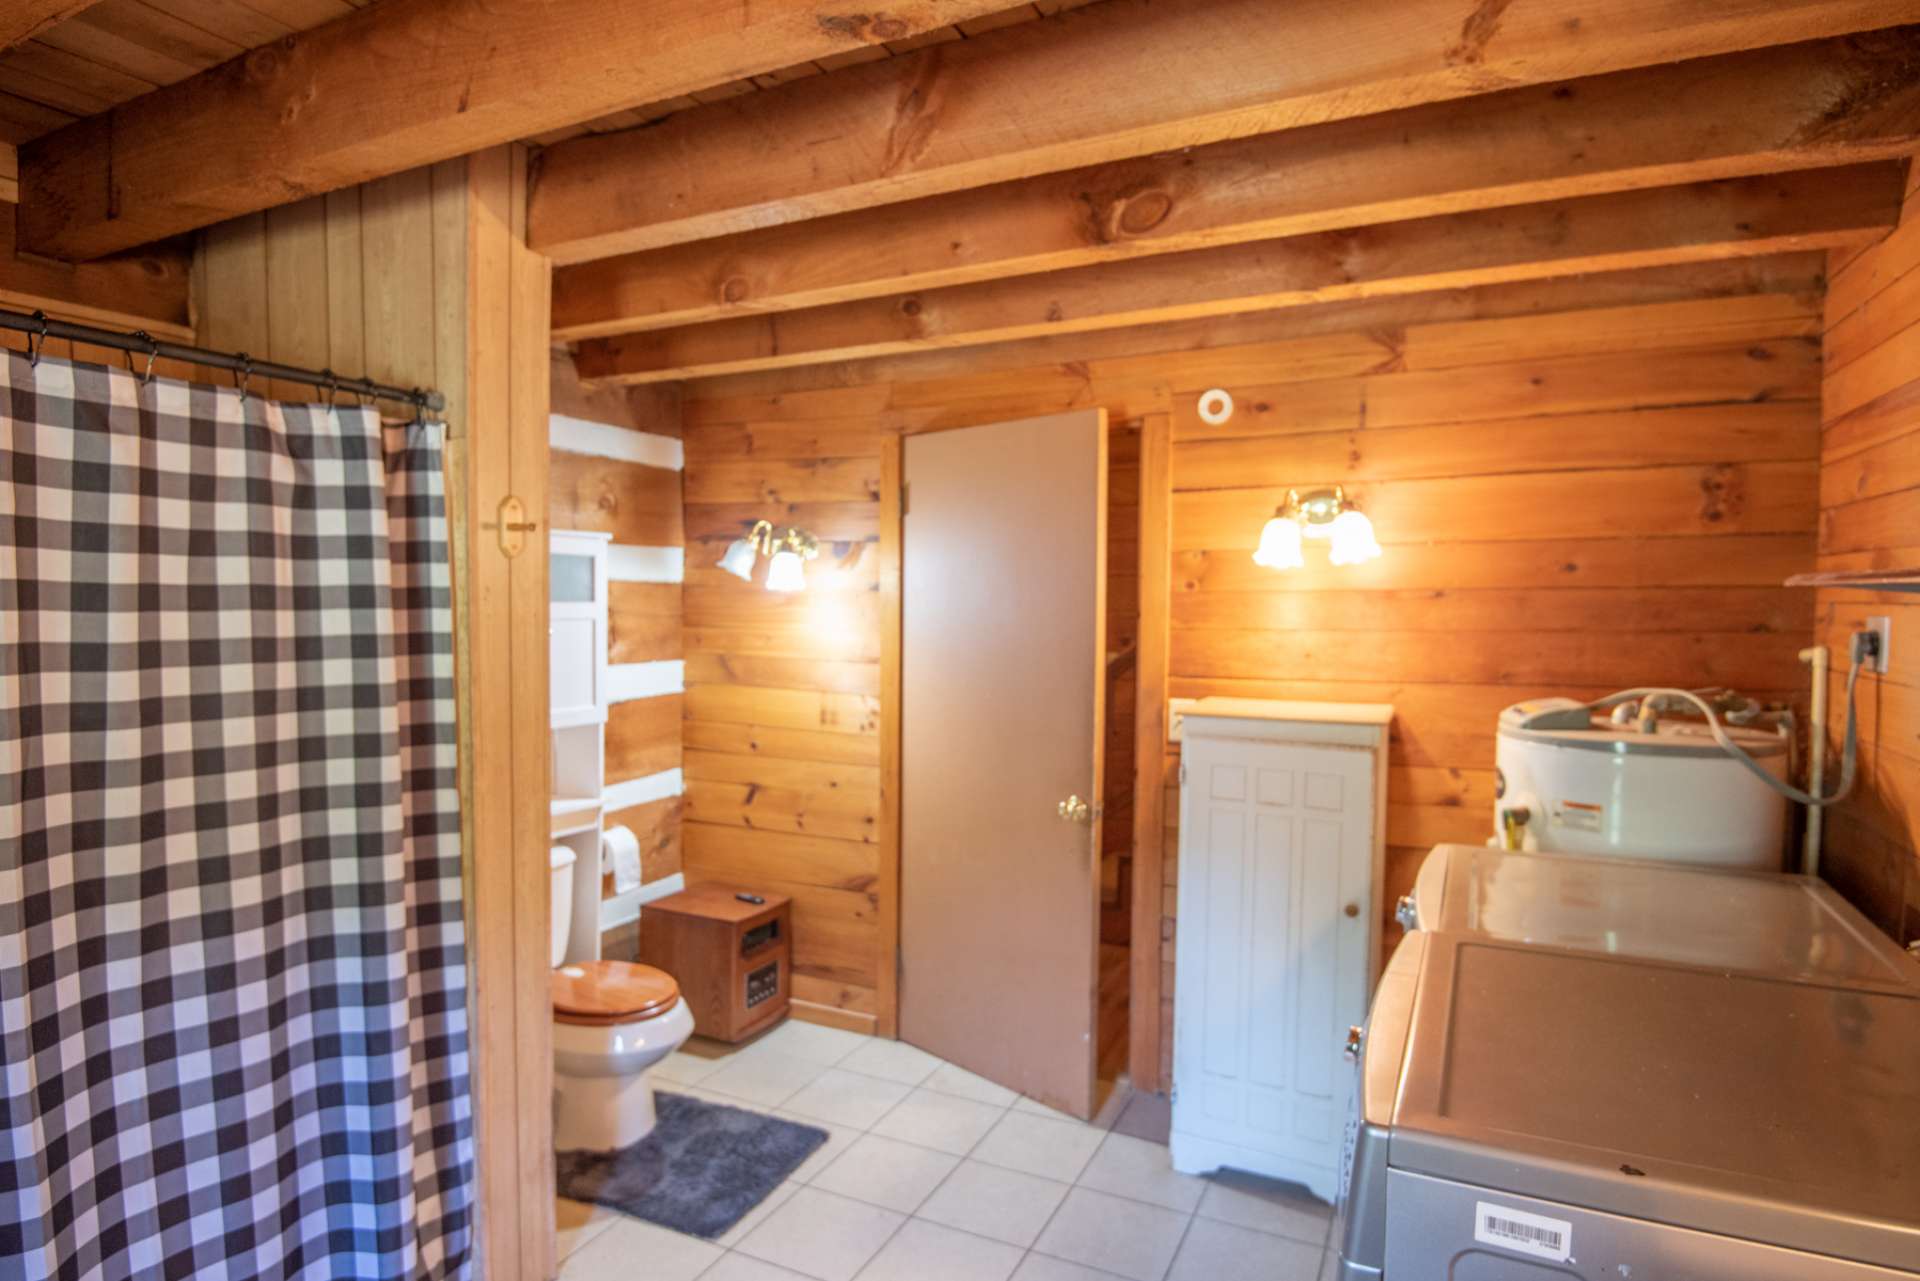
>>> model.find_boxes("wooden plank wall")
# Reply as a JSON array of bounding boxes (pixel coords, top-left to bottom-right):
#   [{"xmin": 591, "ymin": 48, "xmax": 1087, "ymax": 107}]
[
  {"xmin": 187, "ymin": 162, "xmax": 474, "ymax": 415},
  {"xmin": 680, "ymin": 417, "xmax": 888, "ymax": 1034},
  {"xmin": 548, "ymin": 355, "xmax": 688, "ymax": 955},
  {"xmin": 1817, "ymin": 162, "xmax": 1920, "ymax": 948},
  {"xmin": 681, "ymin": 269, "xmax": 1826, "ymax": 1068}
]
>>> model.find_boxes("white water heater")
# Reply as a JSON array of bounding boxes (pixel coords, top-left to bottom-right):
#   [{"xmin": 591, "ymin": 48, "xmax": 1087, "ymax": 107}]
[{"xmin": 1494, "ymin": 698, "xmax": 1790, "ymax": 871}]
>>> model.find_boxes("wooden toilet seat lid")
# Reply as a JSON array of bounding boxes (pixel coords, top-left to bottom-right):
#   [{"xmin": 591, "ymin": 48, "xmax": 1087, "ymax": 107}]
[{"xmin": 552, "ymin": 961, "xmax": 681, "ymax": 1026}]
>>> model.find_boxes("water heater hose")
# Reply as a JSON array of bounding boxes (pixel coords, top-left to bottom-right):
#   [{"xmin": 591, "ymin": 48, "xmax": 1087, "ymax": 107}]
[{"xmin": 1567, "ymin": 655, "xmax": 1863, "ymax": 810}]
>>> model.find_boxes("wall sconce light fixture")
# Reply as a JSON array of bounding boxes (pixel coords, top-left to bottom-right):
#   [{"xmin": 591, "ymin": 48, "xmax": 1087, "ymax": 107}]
[
  {"xmin": 717, "ymin": 519, "xmax": 821, "ymax": 592},
  {"xmin": 1254, "ymin": 487, "xmax": 1382, "ymax": 570}
]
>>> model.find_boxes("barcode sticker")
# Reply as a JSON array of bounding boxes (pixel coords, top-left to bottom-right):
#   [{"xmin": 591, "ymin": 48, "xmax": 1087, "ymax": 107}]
[{"xmin": 1474, "ymin": 1202, "xmax": 1572, "ymax": 1263}]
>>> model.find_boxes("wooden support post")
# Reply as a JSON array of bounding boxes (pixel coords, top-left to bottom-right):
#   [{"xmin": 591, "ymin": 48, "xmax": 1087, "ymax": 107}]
[
  {"xmin": 465, "ymin": 143, "xmax": 555, "ymax": 1281},
  {"xmin": 878, "ymin": 434, "xmax": 905, "ymax": 1038},
  {"xmin": 1128, "ymin": 412, "xmax": 1171, "ymax": 1093}
]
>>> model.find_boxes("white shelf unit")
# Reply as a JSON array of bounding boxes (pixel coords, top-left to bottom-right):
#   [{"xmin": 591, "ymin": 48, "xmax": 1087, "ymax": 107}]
[
  {"xmin": 551, "ymin": 529, "xmax": 612, "ymax": 964},
  {"xmin": 1168, "ymin": 698, "xmax": 1392, "ymax": 1202}
]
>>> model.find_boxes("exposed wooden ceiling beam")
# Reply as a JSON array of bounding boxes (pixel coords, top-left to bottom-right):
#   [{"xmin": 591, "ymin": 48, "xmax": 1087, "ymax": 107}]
[
  {"xmin": 3, "ymin": 2, "xmax": 101, "ymax": 53},
  {"xmin": 681, "ymin": 254, "xmax": 1830, "ymax": 400},
  {"xmin": 14, "ymin": 0, "xmax": 1023, "ymax": 261},
  {"xmin": 551, "ymin": 29, "xmax": 1920, "ymax": 341},
  {"xmin": 0, "ymin": 207, "xmax": 190, "ymax": 334},
  {"xmin": 528, "ymin": 0, "xmax": 1920, "ymax": 265},
  {"xmin": 573, "ymin": 165, "xmax": 1901, "ymax": 384}
]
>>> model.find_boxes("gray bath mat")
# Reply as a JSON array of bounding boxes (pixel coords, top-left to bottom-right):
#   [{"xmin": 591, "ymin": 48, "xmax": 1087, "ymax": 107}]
[{"xmin": 555, "ymin": 1091, "xmax": 829, "ymax": 1238}]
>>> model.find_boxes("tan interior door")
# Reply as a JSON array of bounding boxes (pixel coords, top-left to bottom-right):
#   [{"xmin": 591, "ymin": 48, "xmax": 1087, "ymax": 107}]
[{"xmin": 900, "ymin": 410, "xmax": 1108, "ymax": 1118}]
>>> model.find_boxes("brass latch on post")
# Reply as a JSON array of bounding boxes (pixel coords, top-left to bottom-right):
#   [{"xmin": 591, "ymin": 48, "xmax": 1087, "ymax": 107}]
[{"xmin": 484, "ymin": 495, "xmax": 538, "ymax": 557}]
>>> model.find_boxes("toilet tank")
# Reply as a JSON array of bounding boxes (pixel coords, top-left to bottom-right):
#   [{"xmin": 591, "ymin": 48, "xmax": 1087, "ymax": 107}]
[{"xmin": 550, "ymin": 845, "xmax": 577, "ymax": 967}]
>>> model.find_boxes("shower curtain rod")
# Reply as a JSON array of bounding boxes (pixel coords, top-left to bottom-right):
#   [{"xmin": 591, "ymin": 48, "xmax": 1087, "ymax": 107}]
[{"xmin": 0, "ymin": 307, "xmax": 446, "ymax": 414}]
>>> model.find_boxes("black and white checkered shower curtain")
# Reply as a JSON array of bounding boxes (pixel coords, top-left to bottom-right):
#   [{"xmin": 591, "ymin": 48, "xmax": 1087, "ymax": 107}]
[{"xmin": 0, "ymin": 351, "xmax": 475, "ymax": 1281}]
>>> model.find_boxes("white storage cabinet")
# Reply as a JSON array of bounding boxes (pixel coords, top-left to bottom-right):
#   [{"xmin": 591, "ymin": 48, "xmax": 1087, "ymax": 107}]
[
  {"xmin": 550, "ymin": 529, "xmax": 611, "ymax": 963},
  {"xmin": 1169, "ymin": 699, "xmax": 1391, "ymax": 1201}
]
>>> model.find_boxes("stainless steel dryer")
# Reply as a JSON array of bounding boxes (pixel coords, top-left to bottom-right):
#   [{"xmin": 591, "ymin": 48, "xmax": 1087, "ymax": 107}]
[{"xmin": 1336, "ymin": 846, "xmax": 1920, "ymax": 1280}]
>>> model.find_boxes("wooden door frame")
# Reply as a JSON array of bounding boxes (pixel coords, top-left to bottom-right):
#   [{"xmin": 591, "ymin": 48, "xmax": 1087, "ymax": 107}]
[
  {"xmin": 876, "ymin": 411, "xmax": 1171, "ymax": 1099},
  {"xmin": 1127, "ymin": 412, "xmax": 1171, "ymax": 1094},
  {"xmin": 877, "ymin": 434, "xmax": 903, "ymax": 1039}
]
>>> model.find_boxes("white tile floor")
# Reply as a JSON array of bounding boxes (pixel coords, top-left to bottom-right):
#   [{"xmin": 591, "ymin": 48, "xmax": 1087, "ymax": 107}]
[{"xmin": 556, "ymin": 1020, "xmax": 1338, "ymax": 1281}]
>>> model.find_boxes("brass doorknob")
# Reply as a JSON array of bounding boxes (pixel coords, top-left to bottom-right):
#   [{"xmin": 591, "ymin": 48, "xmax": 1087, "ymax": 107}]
[{"xmin": 1057, "ymin": 795, "xmax": 1093, "ymax": 824}]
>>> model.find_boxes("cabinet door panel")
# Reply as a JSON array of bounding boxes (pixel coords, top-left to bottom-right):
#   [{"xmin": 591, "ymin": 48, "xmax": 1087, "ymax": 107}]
[{"xmin": 1172, "ymin": 734, "xmax": 1374, "ymax": 1198}]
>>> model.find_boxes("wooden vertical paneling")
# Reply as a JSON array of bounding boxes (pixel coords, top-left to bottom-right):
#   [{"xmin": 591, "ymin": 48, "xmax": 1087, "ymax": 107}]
[
  {"xmin": 325, "ymin": 187, "xmax": 367, "ymax": 376},
  {"xmin": 360, "ymin": 166, "xmax": 440, "ymax": 391},
  {"xmin": 195, "ymin": 212, "xmax": 267, "ymax": 386},
  {"xmin": 681, "ymin": 275, "xmax": 1825, "ymax": 1069},
  {"xmin": 1816, "ymin": 162, "xmax": 1920, "ymax": 948},
  {"xmin": 261, "ymin": 196, "xmax": 329, "ymax": 402},
  {"xmin": 430, "ymin": 159, "xmax": 471, "ymax": 442}
]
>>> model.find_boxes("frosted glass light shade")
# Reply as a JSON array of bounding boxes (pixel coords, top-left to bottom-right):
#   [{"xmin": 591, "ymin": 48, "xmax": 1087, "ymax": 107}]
[
  {"xmin": 717, "ymin": 538, "xmax": 757, "ymax": 580},
  {"xmin": 764, "ymin": 549, "xmax": 807, "ymax": 592},
  {"xmin": 1327, "ymin": 509, "xmax": 1383, "ymax": 565},
  {"xmin": 1253, "ymin": 516, "xmax": 1305, "ymax": 570}
]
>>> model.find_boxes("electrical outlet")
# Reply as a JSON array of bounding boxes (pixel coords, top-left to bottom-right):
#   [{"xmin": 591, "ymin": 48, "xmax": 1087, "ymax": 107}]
[{"xmin": 1864, "ymin": 615, "xmax": 1892, "ymax": 674}]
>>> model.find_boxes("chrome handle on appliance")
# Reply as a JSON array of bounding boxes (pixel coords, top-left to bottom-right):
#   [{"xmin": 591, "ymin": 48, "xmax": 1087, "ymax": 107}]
[
  {"xmin": 1395, "ymin": 894, "xmax": 1419, "ymax": 932},
  {"xmin": 1057, "ymin": 795, "xmax": 1093, "ymax": 824},
  {"xmin": 1343, "ymin": 1025, "xmax": 1365, "ymax": 1063}
]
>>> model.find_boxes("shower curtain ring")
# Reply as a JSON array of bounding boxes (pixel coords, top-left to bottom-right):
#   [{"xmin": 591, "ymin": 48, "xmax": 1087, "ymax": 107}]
[
  {"xmin": 321, "ymin": 368, "xmax": 338, "ymax": 406},
  {"xmin": 411, "ymin": 387, "xmax": 426, "ymax": 425},
  {"xmin": 26, "ymin": 310, "xmax": 48, "ymax": 368},
  {"xmin": 132, "ymin": 331, "xmax": 158, "ymax": 385},
  {"xmin": 234, "ymin": 354, "xmax": 252, "ymax": 402}
]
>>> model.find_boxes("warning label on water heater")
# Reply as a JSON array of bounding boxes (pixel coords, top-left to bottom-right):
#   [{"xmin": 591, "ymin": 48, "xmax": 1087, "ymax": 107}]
[
  {"xmin": 1552, "ymin": 799, "xmax": 1604, "ymax": 833},
  {"xmin": 1474, "ymin": 1202, "xmax": 1573, "ymax": 1264}
]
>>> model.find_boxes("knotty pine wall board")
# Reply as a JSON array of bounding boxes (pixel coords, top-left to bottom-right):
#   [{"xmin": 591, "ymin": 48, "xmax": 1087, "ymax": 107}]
[
  {"xmin": 681, "ymin": 279, "xmax": 1825, "ymax": 1050},
  {"xmin": 1815, "ymin": 160, "xmax": 1920, "ymax": 947}
]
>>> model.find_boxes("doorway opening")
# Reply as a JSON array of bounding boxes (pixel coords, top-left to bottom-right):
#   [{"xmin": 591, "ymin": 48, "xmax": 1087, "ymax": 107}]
[{"xmin": 1099, "ymin": 420, "xmax": 1143, "ymax": 1091}]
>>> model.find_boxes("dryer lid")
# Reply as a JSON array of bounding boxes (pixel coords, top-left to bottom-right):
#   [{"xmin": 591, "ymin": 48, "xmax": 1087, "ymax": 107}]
[
  {"xmin": 1413, "ymin": 845, "xmax": 1919, "ymax": 988},
  {"xmin": 552, "ymin": 960, "xmax": 680, "ymax": 1024},
  {"xmin": 1389, "ymin": 936, "xmax": 1920, "ymax": 1271}
]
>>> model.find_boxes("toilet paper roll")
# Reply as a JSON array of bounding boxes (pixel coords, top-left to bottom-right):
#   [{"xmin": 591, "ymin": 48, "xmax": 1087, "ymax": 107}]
[{"xmin": 602, "ymin": 824, "xmax": 643, "ymax": 895}]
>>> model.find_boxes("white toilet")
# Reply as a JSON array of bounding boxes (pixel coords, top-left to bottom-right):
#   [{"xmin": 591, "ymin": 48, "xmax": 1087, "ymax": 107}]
[{"xmin": 549, "ymin": 846, "xmax": 696, "ymax": 1152}]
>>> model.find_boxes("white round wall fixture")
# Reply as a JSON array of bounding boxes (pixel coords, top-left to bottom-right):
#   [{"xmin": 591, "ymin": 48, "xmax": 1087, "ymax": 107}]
[{"xmin": 1197, "ymin": 388, "xmax": 1234, "ymax": 425}]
